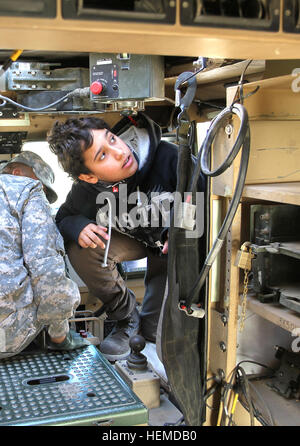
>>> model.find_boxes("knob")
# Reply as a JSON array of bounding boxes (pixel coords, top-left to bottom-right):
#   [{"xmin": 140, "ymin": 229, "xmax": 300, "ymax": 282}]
[
  {"xmin": 126, "ymin": 335, "xmax": 147, "ymax": 370},
  {"xmin": 90, "ymin": 81, "xmax": 103, "ymax": 95}
]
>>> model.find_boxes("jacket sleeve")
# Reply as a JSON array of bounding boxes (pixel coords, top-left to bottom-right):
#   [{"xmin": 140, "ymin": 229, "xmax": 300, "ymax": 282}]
[
  {"xmin": 21, "ymin": 183, "xmax": 81, "ymax": 338},
  {"xmin": 55, "ymin": 185, "xmax": 95, "ymax": 244}
]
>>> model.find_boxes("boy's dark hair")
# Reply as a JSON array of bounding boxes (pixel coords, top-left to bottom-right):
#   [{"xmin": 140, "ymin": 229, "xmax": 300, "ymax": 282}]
[{"xmin": 48, "ymin": 117, "xmax": 110, "ymax": 180}]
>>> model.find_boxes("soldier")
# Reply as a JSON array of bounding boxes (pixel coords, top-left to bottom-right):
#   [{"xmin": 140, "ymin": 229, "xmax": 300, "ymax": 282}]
[{"xmin": 0, "ymin": 151, "xmax": 89, "ymax": 358}]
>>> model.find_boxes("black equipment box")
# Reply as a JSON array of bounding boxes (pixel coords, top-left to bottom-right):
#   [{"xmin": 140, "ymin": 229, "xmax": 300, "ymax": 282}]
[
  {"xmin": 250, "ymin": 204, "xmax": 300, "ymax": 246},
  {"xmin": 250, "ymin": 204, "xmax": 300, "ymax": 313}
]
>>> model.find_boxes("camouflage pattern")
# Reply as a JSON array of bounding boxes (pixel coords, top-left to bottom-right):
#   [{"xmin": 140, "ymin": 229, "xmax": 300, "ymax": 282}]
[
  {"xmin": 0, "ymin": 175, "xmax": 80, "ymax": 358},
  {"xmin": 0, "ymin": 151, "xmax": 58, "ymax": 203}
]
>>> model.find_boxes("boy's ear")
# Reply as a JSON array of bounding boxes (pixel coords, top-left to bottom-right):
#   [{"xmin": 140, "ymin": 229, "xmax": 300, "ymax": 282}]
[{"xmin": 78, "ymin": 173, "xmax": 99, "ymax": 184}]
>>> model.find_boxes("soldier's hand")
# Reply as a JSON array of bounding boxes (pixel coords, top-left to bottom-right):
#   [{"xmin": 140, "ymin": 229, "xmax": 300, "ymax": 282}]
[
  {"xmin": 78, "ymin": 223, "xmax": 109, "ymax": 249},
  {"xmin": 47, "ymin": 330, "xmax": 90, "ymax": 351}
]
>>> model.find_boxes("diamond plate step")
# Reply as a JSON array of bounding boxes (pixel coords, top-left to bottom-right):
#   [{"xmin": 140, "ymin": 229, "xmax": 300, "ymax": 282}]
[{"xmin": 0, "ymin": 345, "xmax": 147, "ymax": 426}]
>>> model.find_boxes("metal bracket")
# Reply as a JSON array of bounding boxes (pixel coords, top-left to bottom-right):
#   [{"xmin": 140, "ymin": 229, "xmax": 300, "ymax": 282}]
[{"xmin": 178, "ymin": 302, "xmax": 205, "ymax": 318}]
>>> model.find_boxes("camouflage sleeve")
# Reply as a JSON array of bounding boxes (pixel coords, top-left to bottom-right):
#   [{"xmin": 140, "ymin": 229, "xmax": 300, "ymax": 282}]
[{"xmin": 21, "ymin": 183, "xmax": 81, "ymax": 338}]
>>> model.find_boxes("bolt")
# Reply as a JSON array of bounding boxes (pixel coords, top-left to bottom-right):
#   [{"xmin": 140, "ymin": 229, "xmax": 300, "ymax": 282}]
[
  {"xmin": 182, "ymin": 1, "xmax": 189, "ymax": 8},
  {"xmin": 221, "ymin": 314, "xmax": 228, "ymax": 326},
  {"xmin": 169, "ymin": 0, "xmax": 175, "ymax": 6},
  {"xmin": 219, "ymin": 341, "xmax": 227, "ymax": 352},
  {"xmin": 217, "ymin": 369, "xmax": 225, "ymax": 381},
  {"xmin": 225, "ymin": 124, "xmax": 233, "ymax": 135}
]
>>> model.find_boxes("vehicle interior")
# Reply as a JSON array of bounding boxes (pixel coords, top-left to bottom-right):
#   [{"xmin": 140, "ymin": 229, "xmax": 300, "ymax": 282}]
[{"xmin": 0, "ymin": 0, "xmax": 299, "ymax": 428}]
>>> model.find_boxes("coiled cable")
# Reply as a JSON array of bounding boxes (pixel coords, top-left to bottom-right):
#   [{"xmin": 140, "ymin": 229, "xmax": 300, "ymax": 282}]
[{"xmin": 185, "ymin": 102, "xmax": 250, "ymax": 310}]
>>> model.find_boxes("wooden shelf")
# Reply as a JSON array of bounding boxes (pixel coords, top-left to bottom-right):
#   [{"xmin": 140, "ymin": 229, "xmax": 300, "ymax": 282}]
[
  {"xmin": 242, "ymin": 182, "xmax": 300, "ymax": 206},
  {"xmin": 246, "ymin": 295, "xmax": 300, "ymax": 333},
  {"xmin": 235, "ymin": 378, "xmax": 300, "ymax": 426}
]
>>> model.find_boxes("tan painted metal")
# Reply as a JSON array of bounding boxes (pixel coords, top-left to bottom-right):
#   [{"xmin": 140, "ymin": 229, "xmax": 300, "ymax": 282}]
[{"xmin": 0, "ymin": 0, "xmax": 299, "ymax": 59}]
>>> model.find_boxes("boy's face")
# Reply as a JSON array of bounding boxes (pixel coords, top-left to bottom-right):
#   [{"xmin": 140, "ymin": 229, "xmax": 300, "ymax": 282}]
[{"xmin": 78, "ymin": 128, "xmax": 138, "ymax": 184}]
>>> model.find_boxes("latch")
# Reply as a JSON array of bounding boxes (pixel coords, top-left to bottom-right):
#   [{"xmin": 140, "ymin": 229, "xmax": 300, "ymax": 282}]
[
  {"xmin": 234, "ymin": 241, "xmax": 255, "ymax": 332},
  {"xmin": 234, "ymin": 241, "xmax": 254, "ymax": 271},
  {"xmin": 178, "ymin": 302, "xmax": 205, "ymax": 318}
]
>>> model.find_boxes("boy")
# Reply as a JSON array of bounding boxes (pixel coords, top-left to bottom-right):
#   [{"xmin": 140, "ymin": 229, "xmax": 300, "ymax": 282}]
[{"xmin": 48, "ymin": 113, "xmax": 205, "ymax": 361}]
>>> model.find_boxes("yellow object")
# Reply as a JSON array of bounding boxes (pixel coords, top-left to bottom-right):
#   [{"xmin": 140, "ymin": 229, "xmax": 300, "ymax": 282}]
[
  {"xmin": 231, "ymin": 392, "xmax": 239, "ymax": 415},
  {"xmin": 10, "ymin": 49, "xmax": 23, "ymax": 61}
]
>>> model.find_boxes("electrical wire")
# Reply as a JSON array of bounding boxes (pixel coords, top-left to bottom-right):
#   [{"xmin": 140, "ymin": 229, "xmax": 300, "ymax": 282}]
[
  {"xmin": 184, "ymin": 102, "xmax": 250, "ymax": 310},
  {"xmin": 216, "ymin": 359, "xmax": 276, "ymax": 426},
  {"xmin": 236, "ymin": 359, "xmax": 276, "ymax": 373},
  {"xmin": 237, "ymin": 366, "xmax": 255, "ymax": 426},
  {"xmin": 0, "ymin": 92, "xmax": 72, "ymax": 112},
  {"xmin": 247, "ymin": 380, "xmax": 275, "ymax": 426},
  {"xmin": 227, "ymin": 391, "xmax": 239, "ymax": 426},
  {"xmin": 179, "ymin": 59, "xmax": 262, "ymax": 312},
  {"xmin": 0, "ymin": 87, "xmax": 90, "ymax": 112},
  {"xmin": 176, "ymin": 65, "xmax": 206, "ymax": 90},
  {"xmin": 0, "ymin": 49, "xmax": 23, "ymax": 77}
]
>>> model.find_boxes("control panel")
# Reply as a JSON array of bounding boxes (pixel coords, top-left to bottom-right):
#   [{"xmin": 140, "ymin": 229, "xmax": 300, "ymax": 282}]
[{"xmin": 89, "ymin": 53, "xmax": 164, "ymax": 111}]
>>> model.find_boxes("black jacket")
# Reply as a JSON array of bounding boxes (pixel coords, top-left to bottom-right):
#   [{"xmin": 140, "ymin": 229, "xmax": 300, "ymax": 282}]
[{"xmin": 55, "ymin": 113, "xmax": 206, "ymax": 251}]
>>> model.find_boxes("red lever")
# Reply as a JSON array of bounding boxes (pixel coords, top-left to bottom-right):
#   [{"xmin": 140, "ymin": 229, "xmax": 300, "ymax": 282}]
[{"xmin": 90, "ymin": 81, "xmax": 103, "ymax": 95}]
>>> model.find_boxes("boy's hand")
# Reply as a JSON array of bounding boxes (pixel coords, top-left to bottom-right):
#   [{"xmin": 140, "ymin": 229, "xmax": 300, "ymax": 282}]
[
  {"xmin": 78, "ymin": 223, "xmax": 109, "ymax": 249},
  {"xmin": 162, "ymin": 239, "xmax": 168, "ymax": 254}
]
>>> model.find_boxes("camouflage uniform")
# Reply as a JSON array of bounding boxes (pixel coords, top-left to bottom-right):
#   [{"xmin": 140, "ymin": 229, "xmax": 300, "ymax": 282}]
[{"xmin": 0, "ymin": 174, "xmax": 80, "ymax": 358}]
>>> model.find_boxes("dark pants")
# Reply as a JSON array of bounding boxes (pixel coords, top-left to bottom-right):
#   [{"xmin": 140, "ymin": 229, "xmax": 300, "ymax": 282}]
[{"xmin": 66, "ymin": 230, "xmax": 168, "ymax": 341}]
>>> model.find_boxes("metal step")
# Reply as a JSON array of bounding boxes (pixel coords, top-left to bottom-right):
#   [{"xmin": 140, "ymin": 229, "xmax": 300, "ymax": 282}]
[{"xmin": 0, "ymin": 345, "xmax": 147, "ymax": 426}]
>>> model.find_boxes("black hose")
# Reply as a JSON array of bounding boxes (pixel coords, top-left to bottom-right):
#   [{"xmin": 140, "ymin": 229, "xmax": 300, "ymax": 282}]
[{"xmin": 185, "ymin": 102, "xmax": 250, "ymax": 310}]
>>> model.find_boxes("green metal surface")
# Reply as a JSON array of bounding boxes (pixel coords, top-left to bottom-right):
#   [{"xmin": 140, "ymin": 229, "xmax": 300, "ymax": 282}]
[{"xmin": 0, "ymin": 345, "xmax": 147, "ymax": 426}]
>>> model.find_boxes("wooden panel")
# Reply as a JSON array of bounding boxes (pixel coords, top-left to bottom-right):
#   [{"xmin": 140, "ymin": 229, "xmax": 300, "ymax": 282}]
[
  {"xmin": 0, "ymin": 2, "xmax": 300, "ymax": 59},
  {"xmin": 242, "ymin": 182, "xmax": 300, "ymax": 205},
  {"xmin": 245, "ymin": 120, "xmax": 300, "ymax": 184},
  {"xmin": 234, "ymin": 379, "xmax": 300, "ymax": 426},
  {"xmin": 208, "ymin": 309, "xmax": 228, "ymax": 376},
  {"xmin": 247, "ymin": 295, "xmax": 300, "ymax": 333},
  {"xmin": 208, "ymin": 206, "xmax": 242, "ymax": 378},
  {"xmin": 228, "ymin": 75, "xmax": 300, "ymax": 120},
  {"xmin": 226, "ymin": 75, "xmax": 300, "ymax": 186}
]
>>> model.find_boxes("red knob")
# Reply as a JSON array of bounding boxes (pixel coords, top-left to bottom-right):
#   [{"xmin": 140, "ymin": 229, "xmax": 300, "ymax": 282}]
[{"xmin": 90, "ymin": 81, "xmax": 103, "ymax": 95}]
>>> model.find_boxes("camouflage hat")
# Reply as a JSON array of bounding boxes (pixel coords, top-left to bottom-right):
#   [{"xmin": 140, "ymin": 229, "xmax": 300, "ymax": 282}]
[{"xmin": 0, "ymin": 151, "xmax": 58, "ymax": 203}]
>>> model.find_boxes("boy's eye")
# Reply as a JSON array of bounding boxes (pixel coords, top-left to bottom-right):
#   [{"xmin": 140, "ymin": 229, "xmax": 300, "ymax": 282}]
[
  {"xmin": 110, "ymin": 135, "xmax": 116, "ymax": 143},
  {"xmin": 100, "ymin": 152, "xmax": 106, "ymax": 160}
]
